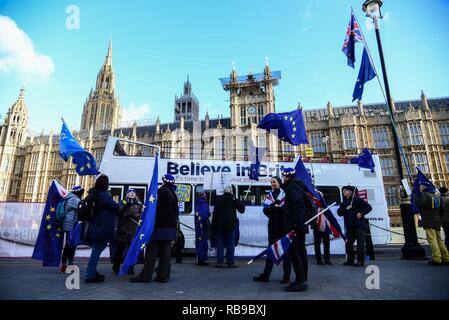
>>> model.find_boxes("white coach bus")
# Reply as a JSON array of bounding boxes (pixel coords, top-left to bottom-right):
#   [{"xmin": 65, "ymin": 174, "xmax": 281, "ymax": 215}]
[{"xmin": 100, "ymin": 137, "xmax": 391, "ymax": 256}]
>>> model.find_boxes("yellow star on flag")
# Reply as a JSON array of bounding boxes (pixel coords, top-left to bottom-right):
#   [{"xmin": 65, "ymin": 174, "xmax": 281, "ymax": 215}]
[
  {"xmin": 293, "ymin": 127, "xmax": 297, "ymax": 132},
  {"xmin": 138, "ymin": 219, "xmax": 143, "ymax": 226},
  {"xmin": 50, "ymin": 207, "xmax": 55, "ymax": 213},
  {"xmin": 140, "ymin": 243, "xmax": 146, "ymax": 250},
  {"xmin": 291, "ymin": 134, "xmax": 295, "ymax": 138},
  {"xmin": 283, "ymin": 116, "xmax": 288, "ymax": 120},
  {"xmin": 86, "ymin": 163, "xmax": 91, "ymax": 168},
  {"xmin": 142, "ymin": 205, "xmax": 147, "ymax": 210},
  {"xmin": 149, "ymin": 194, "xmax": 155, "ymax": 203},
  {"xmin": 292, "ymin": 121, "xmax": 296, "ymax": 125},
  {"xmin": 290, "ymin": 117, "xmax": 293, "ymax": 121},
  {"xmin": 45, "ymin": 215, "xmax": 51, "ymax": 221},
  {"xmin": 80, "ymin": 166, "xmax": 85, "ymax": 172},
  {"xmin": 46, "ymin": 224, "xmax": 52, "ymax": 230},
  {"xmin": 139, "ymin": 234, "xmax": 145, "ymax": 240},
  {"xmin": 55, "ymin": 233, "xmax": 61, "ymax": 238}
]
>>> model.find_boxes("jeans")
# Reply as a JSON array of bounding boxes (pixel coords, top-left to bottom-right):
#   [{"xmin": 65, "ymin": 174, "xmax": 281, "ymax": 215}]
[
  {"xmin": 346, "ymin": 227, "xmax": 366, "ymax": 265},
  {"xmin": 313, "ymin": 229, "xmax": 330, "ymax": 263},
  {"xmin": 288, "ymin": 233, "xmax": 308, "ymax": 284},
  {"xmin": 137, "ymin": 240, "xmax": 172, "ymax": 281},
  {"xmin": 262, "ymin": 253, "xmax": 291, "ymax": 278},
  {"xmin": 61, "ymin": 232, "xmax": 76, "ymax": 265},
  {"xmin": 425, "ymin": 228, "xmax": 449, "ymax": 263},
  {"xmin": 216, "ymin": 228, "xmax": 235, "ymax": 265},
  {"xmin": 86, "ymin": 240, "xmax": 108, "ymax": 279}
]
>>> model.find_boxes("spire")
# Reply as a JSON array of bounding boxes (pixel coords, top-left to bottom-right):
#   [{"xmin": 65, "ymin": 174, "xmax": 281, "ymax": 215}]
[
  {"xmin": 105, "ymin": 37, "xmax": 112, "ymax": 67},
  {"xmin": 230, "ymin": 61, "xmax": 237, "ymax": 83},
  {"xmin": 421, "ymin": 90, "xmax": 429, "ymax": 110},
  {"xmin": 264, "ymin": 57, "xmax": 271, "ymax": 79}
]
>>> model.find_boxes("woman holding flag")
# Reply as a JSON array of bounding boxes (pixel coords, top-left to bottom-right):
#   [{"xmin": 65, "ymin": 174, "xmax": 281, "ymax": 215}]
[{"xmin": 253, "ymin": 176, "xmax": 291, "ymax": 284}]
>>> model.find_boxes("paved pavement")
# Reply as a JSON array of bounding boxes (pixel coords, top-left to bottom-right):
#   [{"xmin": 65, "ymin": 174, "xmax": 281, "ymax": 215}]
[{"xmin": 1, "ymin": 245, "xmax": 448, "ymax": 300}]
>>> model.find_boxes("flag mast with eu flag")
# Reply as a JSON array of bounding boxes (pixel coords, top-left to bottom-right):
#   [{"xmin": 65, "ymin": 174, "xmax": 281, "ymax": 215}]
[
  {"xmin": 411, "ymin": 167, "xmax": 436, "ymax": 214},
  {"xmin": 59, "ymin": 118, "xmax": 99, "ymax": 176},
  {"xmin": 120, "ymin": 155, "xmax": 159, "ymax": 275},
  {"xmin": 350, "ymin": 148, "xmax": 375, "ymax": 172},
  {"xmin": 32, "ymin": 180, "xmax": 68, "ymax": 266},
  {"xmin": 352, "ymin": 47, "xmax": 376, "ymax": 102},
  {"xmin": 257, "ymin": 108, "xmax": 308, "ymax": 146}
]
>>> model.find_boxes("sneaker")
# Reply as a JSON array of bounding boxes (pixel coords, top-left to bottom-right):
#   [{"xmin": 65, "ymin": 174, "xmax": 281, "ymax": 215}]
[
  {"xmin": 280, "ymin": 275, "xmax": 290, "ymax": 284},
  {"xmin": 59, "ymin": 265, "xmax": 67, "ymax": 273},
  {"xmin": 85, "ymin": 274, "xmax": 105, "ymax": 283},
  {"xmin": 227, "ymin": 263, "xmax": 239, "ymax": 268},
  {"xmin": 253, "ymin": 274, "xmax": 269, "ymax": 282},
  {"xmin": 285, "ymin": 281, "xmax": 308, "ymax": 292},
  {"xmin": 428, "ymin": 260, "xmax": 443, "ymax": 266}
]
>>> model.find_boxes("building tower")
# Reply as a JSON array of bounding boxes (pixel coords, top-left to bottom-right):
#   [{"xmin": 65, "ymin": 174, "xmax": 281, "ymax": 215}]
[
  {"xmin": 174, "ymin": 76, "xmax": 199, "ymax": 122},
  {"xmin": 0, "ymin": 88, "xmax": 29, "ymax": 201},
  {"xmin": 80, "ymin": 39, "xmax": 122, "ymax": 131},
  {"xmin": 221, "ymin": 59, "xmax": 280, "ymax": 128}
]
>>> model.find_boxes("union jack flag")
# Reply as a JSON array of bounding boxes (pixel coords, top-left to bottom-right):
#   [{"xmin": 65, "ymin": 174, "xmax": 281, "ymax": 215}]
[
  {"xmin": 248, "ymin": 231, "xmax": 295, "ymax": 265},
  {"xmin": 342, "ymin": 11, "xmax": 364, "ymax": 68},
  {"xmin": 263, "ymin": 189, "xmax": 285, "ymax": 208},
  {"xmin": 316, "ymin": 209, "xmax": 344, "ymax": 239}
]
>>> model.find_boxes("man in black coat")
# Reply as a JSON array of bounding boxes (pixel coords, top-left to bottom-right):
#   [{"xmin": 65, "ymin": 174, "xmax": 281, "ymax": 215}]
[
  {"xmin": 337, "ymin": 186, "xmax": 372, "ymax": 267},
  {"xmin": 282, "ymin": 167, "xmax": 309, "ymax": 292},
  {"xmin": 131, "ymin": 174, "xmax": 179, "ymax": 283},
  {"xmin": 212, "ymin": 186, "xmax": 245, "ymax": 268}
]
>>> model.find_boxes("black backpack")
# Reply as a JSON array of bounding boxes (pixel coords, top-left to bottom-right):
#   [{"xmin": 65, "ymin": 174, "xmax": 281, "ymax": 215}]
[{"xmin": 77, "ymin": 194, "xmax": 96, "ymax": 222}]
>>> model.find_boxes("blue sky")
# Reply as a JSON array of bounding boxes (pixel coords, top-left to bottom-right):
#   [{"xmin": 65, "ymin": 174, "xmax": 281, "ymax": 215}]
[{"xmin": 0, "ymin": 0, "xmax": 448, "ymax": 133}]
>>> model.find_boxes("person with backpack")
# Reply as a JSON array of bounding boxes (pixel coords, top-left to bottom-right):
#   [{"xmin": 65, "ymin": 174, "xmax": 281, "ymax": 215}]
[
  {"xmin": 337, "ymin": 185, "xmax": 372, "ymax": 267},
  {"xmin": 59, "ymin": 185, "xmax": 84, "ymax": 273},
  {"xmin": 84, "ymin": 175, "xmax": 120, "ymax": 283},
  {"xmin": 415, "ymin": 183, "xmax": 449, "ymax": 266},
  {"xmin": 281, "ymin": 168, "xmax": 311, "ymax": 292},
  {"xmin": 212, "ymin": 185, "xmax": 245, "ymax": 269},
  {"xmin": 131, "ymin": 174, "xmax": 179, "ymax": 283},
  {"xmin": 112, "ymin": 188, "xmax": 143, "ymax": 275}
]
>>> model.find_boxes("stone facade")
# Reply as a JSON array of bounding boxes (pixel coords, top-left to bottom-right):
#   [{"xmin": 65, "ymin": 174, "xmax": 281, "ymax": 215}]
[{"xmin": 1, "ymin": 41, "xmax": 449, "ymax": 226}]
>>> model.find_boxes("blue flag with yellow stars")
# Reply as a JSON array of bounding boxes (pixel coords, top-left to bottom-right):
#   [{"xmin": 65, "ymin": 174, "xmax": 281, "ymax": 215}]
[
  {"xmin": 120, "ymin": 156, "xmax": 159, "ymax": 275},
  {"xmin": 59, "ymin": 120, "xmax": 99, "ymax": 176},
  {"xmin": 257, "ymin": 108, "xmax": 309, "ymax": 145},
  {"xmin": 352, "ymin": 47, "xmax": 376, "ymax": 102},
  {"xmin": 350, "ymin": 148, "xmax": 375, "ymax": 173},
  {"xmin": 32, "ymin": 180, "xmax": 68, "ymax": 266},
  {"xmin": 411, "ymin": 167, "xmax": 436, "ymax": 214},
  {"xmin": 248, "ymin": 141, "xmax": 266, "ymax": 181}
]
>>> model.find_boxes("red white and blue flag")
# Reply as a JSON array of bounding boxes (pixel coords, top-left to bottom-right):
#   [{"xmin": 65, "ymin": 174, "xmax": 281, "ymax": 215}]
[
  {"xmin": 248, "ymin": 231, "xmax": 295, "ymax": 265},
  {"xmin": 342, "ymin": 11, "xmax": 364, "ymax": 68},
  {"xmin": 263, "ymin": 189, "xmax": 285, "ymax": 208}
]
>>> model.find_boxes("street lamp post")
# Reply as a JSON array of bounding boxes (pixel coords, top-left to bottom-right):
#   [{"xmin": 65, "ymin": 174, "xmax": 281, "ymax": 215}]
[{"xmin": 362, "ymin": 0, "xmax": 425, "ymax": 259}]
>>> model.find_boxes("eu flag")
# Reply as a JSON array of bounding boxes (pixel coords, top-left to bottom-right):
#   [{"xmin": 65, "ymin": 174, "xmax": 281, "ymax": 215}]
[
  {"xmin": 59, "ymin": 120, "xmax": 99, "ymax": 176},
  {"xmin": 352, "ymin": 47, "xmax": 376, "ymax": 102},
  {"xmin": 120, "ymin": 156, "xmax": 159, "ymax": 275},
  {"xmin": 248, "ymin": 142, "xmax": 265, "ymax": 181},
  {"xmin": 350, "ymin": 148, "xmax": 375, "ymax": 173},
  {"xmin": 411, "ymin": 167, "xmax": 436, "ymax": 214},
  {"xmin": 32, "ymin": 180, "xmax": 68, "ymax": 266},
  {"xmin": 342, "ymin": 11, "xmax": 364, "ymax": 68},
  {"xmin": 294, "ymin": 157, "xmax": 345, "ymax": 239},
  {"xmin": 257, "ymin": 109, "xmax": 308, "ymax": 145}
]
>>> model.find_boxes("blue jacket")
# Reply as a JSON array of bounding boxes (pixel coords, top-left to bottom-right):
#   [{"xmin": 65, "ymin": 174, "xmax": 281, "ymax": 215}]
[
  {"xmin": 86, "ymin": 188, "xmax": 119, "ymax": 242},
  {"xmin": 337, "ymin": 196, "xmax": 372, "ymax": 229},
  {"xmin": 194, "ymin": 197, "xmax": 211, "ymax": 241}
]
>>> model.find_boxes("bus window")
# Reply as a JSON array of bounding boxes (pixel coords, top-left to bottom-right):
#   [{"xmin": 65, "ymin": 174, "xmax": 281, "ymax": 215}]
[
  {"xmin": 175, "ymin": 184, "xmax": 192, "ymax": 214},
  {"xmin": 109, "ymin": 185, "xmax": 124, "ymax": 203},
  {"xmin": 113, "ymin": 140, "xmax": 158, "ymax": 157},
  {"xmin": 237, "ymin": 186, "xmax": 271, "ymax": 206},
  {"xmin": 317, "ymin": 186, "xmax": 342, "ymax": 205}
]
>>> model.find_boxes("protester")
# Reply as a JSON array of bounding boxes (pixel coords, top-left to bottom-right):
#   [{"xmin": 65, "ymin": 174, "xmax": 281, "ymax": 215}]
[
  {"xmin": 311, "ymin": 206, "xmax": 331, "ymax": 265},
  {"xmin": 415, "ymin": 183, "xmax": 449, "ymax": 266},
  {"xmin": 85, "ymin": 175, "xmax": 119, "ymax": 283},
  {"xmin": 337, "ymin": 186, "xmax": 372, "ymax": 267},
  {"xmin": 131, "ymin": 174, "xmax": 179, "ymax": 283},
  {"xmin": 59, "ymin": 185, "xmax": 84, "ymax": 273},
  {"xmin": 112, "ymin": 188, "xmax": 143, "ymax": 275},
  {"xmin": 194, "ymin": 187, "xmax": 211, "ymax": 266},
  {"xmin": 253, "ymin": 176, "xmax": 291, "ymax": 283},
  {"xmin": 281, "ymin": 168, "xmax": 309, "ymax": 292},
  {"xmin": 439, "ymin": 187, "xmax": 449, "ymax": 249},
  {"xmin": 212, "ymin": 186, "xmax": 245, "ymax": 268},
  {"xmin": 364, "ymin": 218, "xmax": 375, "ymax": 261}
]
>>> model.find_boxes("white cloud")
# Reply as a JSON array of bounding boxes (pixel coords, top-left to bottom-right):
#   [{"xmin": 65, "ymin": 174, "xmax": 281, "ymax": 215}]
[
  {"xmin": 0, "ymin": 15, "xmax": 55, "ymax": 80},
  {"xmin": 121, "ymin": 102, "xmax": 151, "ymax": 123}
]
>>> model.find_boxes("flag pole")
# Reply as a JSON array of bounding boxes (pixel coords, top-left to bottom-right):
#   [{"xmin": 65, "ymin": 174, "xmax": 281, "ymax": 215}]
[
  {"xmin": 304, "ymin": 202, "xmax": 337, "ymax": 225},
  {"xmin": 243, "ymin": 182, "xmax": 253, "ymax": 202}
]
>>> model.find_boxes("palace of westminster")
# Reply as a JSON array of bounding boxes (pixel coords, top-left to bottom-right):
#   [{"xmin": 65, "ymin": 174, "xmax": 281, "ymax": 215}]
[{"xmin": 1, "ymin": 41, "xmax": 449, "ymax": 226}]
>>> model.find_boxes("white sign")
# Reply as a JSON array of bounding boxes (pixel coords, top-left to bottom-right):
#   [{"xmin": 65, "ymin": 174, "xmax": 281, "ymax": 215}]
[
  {"xmin": 402, "ymin": 178, "xmax": 412, "ymax": 196},
  {"xmin": 203, "ymin": 172, "xmax": 232, "ymax": 195}
]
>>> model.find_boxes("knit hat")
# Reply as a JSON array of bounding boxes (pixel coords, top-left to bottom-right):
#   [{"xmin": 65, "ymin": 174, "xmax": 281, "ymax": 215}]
[
  {"xmin": 342, "ymin": 185, "xmax": 355, "ymax": 193},
  {"xmin": 71, "ymin": 185, "xmax": 84, "ymax": 193},
  {"xmin": 282, "ymin": 168, "xmax": 296, "ymax": 177},
  {"xmin": 162, "ymin": 174, "xmax": 175, "ymax": 184}
]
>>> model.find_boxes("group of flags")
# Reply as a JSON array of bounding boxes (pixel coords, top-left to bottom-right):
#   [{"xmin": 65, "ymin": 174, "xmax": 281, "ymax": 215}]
[{"xmin": 342, "ymin": 10, "xmax": 377, "ymax": 102}]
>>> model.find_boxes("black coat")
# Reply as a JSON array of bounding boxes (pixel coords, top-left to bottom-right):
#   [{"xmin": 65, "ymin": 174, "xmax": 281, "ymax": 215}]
[
  {"xmin": 116, "ymin": 199, "xmax": 143, "ymax": 243},
  {"xmin": 152, "ymin": 184, "xmax": 179, "ymax": 241},
  {"xmin": 283, "ymin": 178, "xmax": 309, "ymax": 234},
  {"xmin": 212, "ymin": 193, "xmax": 245, "ymax": 230},
  {"xmin": 86, "ymin": 188, "xmax": 119, "ymax": 242},
  {"xmin": 263, "ymin": 189, "xmax": 287, "ymax": 243},
  {"xmin": 337, "ymin": 196, "xmax": 372, "ymax": 229}
]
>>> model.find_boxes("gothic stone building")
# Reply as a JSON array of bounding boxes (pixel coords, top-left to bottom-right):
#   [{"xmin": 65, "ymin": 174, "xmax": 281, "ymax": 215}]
[{"xmin": 1, "ymin": 41, "xmax": 449, "ymax": 226}]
